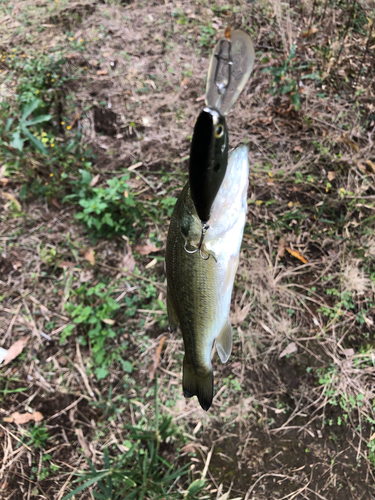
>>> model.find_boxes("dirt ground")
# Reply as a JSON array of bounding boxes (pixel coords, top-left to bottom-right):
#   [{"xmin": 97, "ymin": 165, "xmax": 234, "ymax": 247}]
[{"xmin": 1, "ymin": 0, "xmax": 375, "ymax": 499}]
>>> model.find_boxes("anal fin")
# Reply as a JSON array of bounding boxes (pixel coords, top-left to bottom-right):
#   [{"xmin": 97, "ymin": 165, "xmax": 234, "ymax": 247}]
[{"xmin": 216, "ymin": 319, "xmax": 233, "ymax": 363}]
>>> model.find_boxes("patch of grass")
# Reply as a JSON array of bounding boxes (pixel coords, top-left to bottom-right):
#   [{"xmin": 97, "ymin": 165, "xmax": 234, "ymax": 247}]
[
  {"xmin": 0, "ymin": 44, "xmax": 87, "ymax": 200},
  {"xmin": 63, "ymin": 378, "xmax": 207, "ymax": 500}
]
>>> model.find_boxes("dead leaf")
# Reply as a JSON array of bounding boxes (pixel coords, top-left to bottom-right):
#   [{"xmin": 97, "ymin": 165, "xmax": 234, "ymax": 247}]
[
  {"xmin": 134, "ymin": 243, "xmax": 160, "ymax": 255},
  {"xmin": 365, "ymin": 160, "xmax": 375, "ymax": 174},
  {"xmin": 1, "ymin": 192, "xmax": 21, "ymax": 211},
  {"xmin": 49, "ymin": 197, "xmax": 61, "ymax": 209},
  {"xmin": 149, "ymin": 335, "xmax": 166, "ymax": 380},
  {"xmin": 327, "ymin": 171, "xmax": 337, "ymax": 181},
  {"xmin": 181, "ymin": 77, "xmax": 189, "ymax": 87},
  {"xmin": 341, "ymin": 135, "xmax": 359, "ymax": 152},
  {"xmin": 4, "ymin": 411, "xmax": 43, "ymax": 424},
  {"xmin": 90, "ymin": 174, "xmax": 100, "ymax": 187},
  {"xmin": 58, "ymin": 261, "xmax": 75, "ymax": 268},
  {"xmin": 357, "ymin": 162, "xmax": 366, "ymax": 173},
  {"xmin": 286, "ymin": 247, "xmax": 307, "ymax": 264},
  {"xmin": 80, "ymin": 270, "xmax": 93, "ymax": 282},
  {"xmin": 84, "ymin": 248, "xmax": 95, "ymax": 266},
  {"xmin": 97, "ymin": 69, "xmax": 108, "ymax": 76},
  {"xmin": 102, "ymin": 318, "xmax": 115, "ymax": 325},
  {"xmin": 342, "ymin": 348, "xmax": 355, "ymax": 357},
  {"xmin": 279, "ymin": 342, "xmax": 298, "ymax": 358},
  {"xmin": 122, "ymin": 237, "xmax": 135, "ymax": 274},
  {"xmin": 277, "ymin": 237, "xmax": 287, "ymax": 258},
  {"xmin": 12, "ymin": 260, "xmax": 22, "ymax": 270},
  {"xmin": 1, "ymin": 337, "xmax": 29, "ymax": 366},
  {"xmin": 68, "ymin": 112, "xmax": 81, "ymax": 130},
  {"xmin": 196, "ymin": 94, "xmax": 206, "ymax": 102},
  {"xmin": 128, "ymin": 162, "xmax": 143, "ymax": 171},
  {"xmin": 76, "ymin": 428, "xmax": 91, "ymax": 458},
  {"xmin": 145, "ymin": 258, "xmax": 157, "ymax": 269},
  {"xmin": 231, "ymin": 302, "xmax": 252, "ymax": 325},
  {"xmin": 302, "ymin": 27, "xmax": 319, "ymax": 37}
]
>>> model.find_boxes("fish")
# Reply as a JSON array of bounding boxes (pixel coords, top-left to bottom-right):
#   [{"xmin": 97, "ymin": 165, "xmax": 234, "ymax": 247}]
[
  {"xmin": 165, "ymin": 146, "xmax": 249, "ymax": 411},
  {"xmin": 189, "ymin": 108, "xmax": 228, "ymax": 223}
]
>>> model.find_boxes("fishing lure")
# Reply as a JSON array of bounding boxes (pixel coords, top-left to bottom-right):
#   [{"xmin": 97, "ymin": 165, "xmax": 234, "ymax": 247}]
[{"xmin": 188, "ymin": 29, "xmax": 255, "ymax": 254}]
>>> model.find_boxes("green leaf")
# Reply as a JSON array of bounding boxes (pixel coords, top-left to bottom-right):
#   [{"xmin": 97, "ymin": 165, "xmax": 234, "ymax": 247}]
[
  {"xmin": 186, "ymin": 479, "xmax": 206, "ymax": 495},
  {"xmin": 59, "ymin": 324, "xmax": 75, "ymax": 345},
  {"xmin": 5, "ymin": 118, "xmax": 13, "ymax": 131},
  {"xmin": 21, "ymin": 99, "xmax": 40, "ymax": 122},
  {"xmin": 24, "ymin": 114, "xmax": 52, "ymax": 126},
  {"xmin": 301, "ymin": 72, "xmax": 321, "ymax": 80},
  {"xmin": 121, "ymin": 360, "xmax": 133, "ymax": 373},
  {"xmin": 62, "ymin": 472, "xmax": 110, "ymax": 500},
  {"xmin": 95, "ymin": 367, "xmax": 109, "ymax": 379},
  {"xmin": 22, "ymin": 127, "xmax": 48, "ymax": 154},
  {"xmin": 10, "ymin": 130, "xmax": 24, "ymax": 151},
  {"xmin": 79, "ymin": 169, "xmax": 93, "ymax": 186}
]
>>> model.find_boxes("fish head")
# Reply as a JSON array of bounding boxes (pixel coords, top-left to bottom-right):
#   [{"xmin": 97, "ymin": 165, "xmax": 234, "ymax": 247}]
[{"xmin": 189, "ymin": 108, "xmax": 228, "ymax": 223}]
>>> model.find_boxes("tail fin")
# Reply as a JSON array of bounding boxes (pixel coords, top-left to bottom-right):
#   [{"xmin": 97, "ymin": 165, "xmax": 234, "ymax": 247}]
[{"xmin": 183, "ymin": 358, "xmax": 213, "ymax": 411}]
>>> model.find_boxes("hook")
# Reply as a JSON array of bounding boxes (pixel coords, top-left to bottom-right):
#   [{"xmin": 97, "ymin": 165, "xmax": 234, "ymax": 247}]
[{"xmin": 184, "ymin": 222, "xmax": 210, "ymax": 260}]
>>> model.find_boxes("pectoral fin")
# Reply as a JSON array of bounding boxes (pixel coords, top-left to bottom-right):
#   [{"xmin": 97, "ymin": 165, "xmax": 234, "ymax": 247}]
[
  {"xmin": 216, "ymin": 319, "xmax": 233, "ymax": 363},
  {"xmin": 167, "ymin": 289, "xmax": 179, "ymax": 332}
]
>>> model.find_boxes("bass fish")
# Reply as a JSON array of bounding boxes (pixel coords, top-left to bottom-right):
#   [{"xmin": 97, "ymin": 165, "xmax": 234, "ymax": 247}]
[{"xmin": 165, "ymin": 146, "xmax": 249, "ymax": 411}]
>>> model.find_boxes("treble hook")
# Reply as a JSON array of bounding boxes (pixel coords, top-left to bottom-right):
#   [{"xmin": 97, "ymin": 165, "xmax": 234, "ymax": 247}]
[{"xmin": 184, "ymin": 222, "xmax": 210, "ymax": 260}]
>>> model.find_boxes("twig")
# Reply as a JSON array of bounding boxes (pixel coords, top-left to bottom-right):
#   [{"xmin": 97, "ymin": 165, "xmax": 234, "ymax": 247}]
[{"xmin": 0, "ymin": 303, "xmax": 22, "ymax": 346}]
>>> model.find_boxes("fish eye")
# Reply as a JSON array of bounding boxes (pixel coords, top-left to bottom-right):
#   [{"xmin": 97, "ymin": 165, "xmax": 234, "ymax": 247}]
[{"xmin": 214, "ymin": 125, "xmax": 224, "ymax": 138}]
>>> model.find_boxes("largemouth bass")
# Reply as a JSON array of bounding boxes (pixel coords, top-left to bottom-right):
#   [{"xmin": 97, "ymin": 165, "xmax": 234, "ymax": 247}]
[{"xmin": 165, "ymin": 146, "xmax": 249, "ymax": 411}]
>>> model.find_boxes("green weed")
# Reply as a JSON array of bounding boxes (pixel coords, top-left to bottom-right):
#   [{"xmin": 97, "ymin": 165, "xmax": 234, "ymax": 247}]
[
  {"xmin": 262, "ymin": 44, "xmax": 321, "ymax": 110},
  {"xmin": 62, "ymin": 378, "xmax": 207, "ymax": 500},
  {"xmin": 61, "ymin": 282, "xmax": 123, "ymax": 379},
  {"xmin": 23, "ymin": 424, "xmax": 50, "ymax": 450},
  {"xmin": 0, "ymin": 47, "xmax": 87, "ymax": 200},
  {"xmin": 69, "ymin": 170, "xmax": 143, "ymax": 238}
]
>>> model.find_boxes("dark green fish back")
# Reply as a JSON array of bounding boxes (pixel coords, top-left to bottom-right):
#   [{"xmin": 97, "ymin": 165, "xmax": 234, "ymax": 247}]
[{"xmin": 166, "ymin": 183, "xmax": 221, "ymax": 411}]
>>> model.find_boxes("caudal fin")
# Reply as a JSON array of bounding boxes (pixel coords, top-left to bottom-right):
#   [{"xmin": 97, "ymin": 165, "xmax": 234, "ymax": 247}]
[{"xmin": 183, "ymin": 358, "xmax": 213, "ymax": 411}]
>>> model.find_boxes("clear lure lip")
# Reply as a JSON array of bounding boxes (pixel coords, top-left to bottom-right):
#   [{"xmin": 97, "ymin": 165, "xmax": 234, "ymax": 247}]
[{"xmin": 205, "ymin": 30, "xmax": 255, "ymax": 117}]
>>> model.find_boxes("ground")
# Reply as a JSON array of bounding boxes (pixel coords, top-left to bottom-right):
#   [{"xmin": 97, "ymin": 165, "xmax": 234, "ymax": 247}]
[{"xmin": 1, "ymin": 0, "xmax": 375, "ymax": 499}]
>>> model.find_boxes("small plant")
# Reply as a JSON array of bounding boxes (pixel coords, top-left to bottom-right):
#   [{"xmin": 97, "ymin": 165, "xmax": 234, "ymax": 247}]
[
  {"xmin": 61, "ymin": 282, "xmax": 123, "ymax": 379},
  {"xmin": 6, "ymin": 98, "xmax": 51, "ymax": 154},
  {"xmin": 71, "ymin": 170, "xmax": 142, "ymax": 237},
  {"xmin": 24, "ymin": 424, "xmax": 50, "ymax": 450},
  {"xmin": 0, "ymin": 48, "xmax": 88, "ymax": 201},
  {"xmin": 199, "ymin": 25, "xmax": 216, "ymax": 48},
  {"xmin": 263, "ymin": 44, "xmax": 320, "ymax": 110}
]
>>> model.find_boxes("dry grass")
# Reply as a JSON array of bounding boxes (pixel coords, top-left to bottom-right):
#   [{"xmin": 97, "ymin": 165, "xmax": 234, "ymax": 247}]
[{"xmin": 1, "ymin": 0, "xmax": 375, "ymax": 498}]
